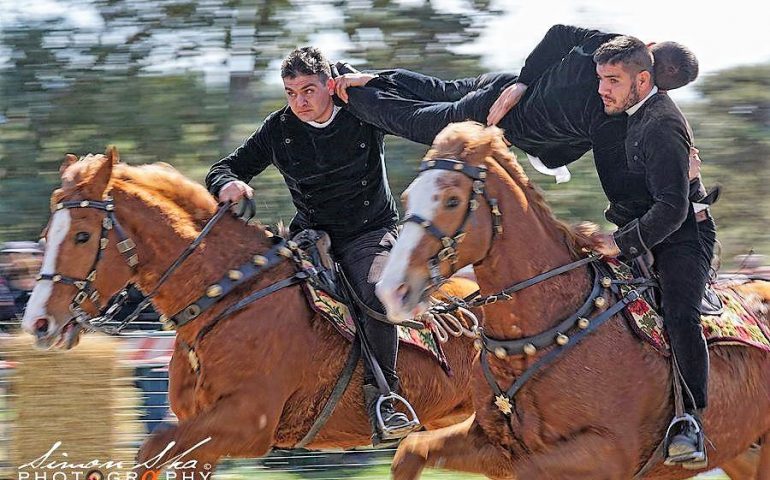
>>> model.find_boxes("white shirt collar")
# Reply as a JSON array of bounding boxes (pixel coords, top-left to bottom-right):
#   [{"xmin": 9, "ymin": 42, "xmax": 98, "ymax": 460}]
[
  {"xmin": 306, "ymin": 105, "xmax": 341, "ymax": 128},
  {"xmin": 626, "ymin": 85, "xmax": 658, "ymax": 116}
]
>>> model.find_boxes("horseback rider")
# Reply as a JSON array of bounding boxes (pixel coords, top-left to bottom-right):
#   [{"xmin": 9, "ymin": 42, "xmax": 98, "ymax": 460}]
[
  {"xmin": 333, "ymin": 26, "xmax": 714, "ymax": 466},
  {"xmin": 591, "ymin": 36, "xmax": 711, "ymax": 467},
  {"xmin": 205, "ymin": 47, "xmax": 419, "ymax": 444}
]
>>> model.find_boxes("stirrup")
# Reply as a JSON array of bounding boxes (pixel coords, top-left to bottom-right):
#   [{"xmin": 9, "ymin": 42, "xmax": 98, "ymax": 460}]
[
  {"xmin": 663, "ymin": 413, "xmax": 706, "ymax": 467},
  {"xmin": 375, "ymin": 393, "xmax": 421, "ymax": 441}
]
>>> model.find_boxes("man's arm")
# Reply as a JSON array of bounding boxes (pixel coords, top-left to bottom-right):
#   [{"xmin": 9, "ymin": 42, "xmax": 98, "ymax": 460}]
[
  {"xmin": 488, "ymin": 24, "xmax": 600, "ymax": 125},
  {"xmin": 517, "ymin": 24, "xmax": 601, "ymax": 86},
  {"xmin": 205, "ymin": 119, "xmax": 274, "ymax": 199},
  {"xmin": 614, "ymin": 119, "xmax": 691, "ymax": 258}
]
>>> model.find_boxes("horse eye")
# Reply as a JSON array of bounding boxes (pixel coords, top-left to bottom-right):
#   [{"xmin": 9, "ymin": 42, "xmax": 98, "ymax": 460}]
[
  {"xmin": 75, "ymin": 232, "xmax": 91, "ymax": 244},
  {"xmin": 445, "ymin": 196, "xmax": 461, "ymax": 209}
]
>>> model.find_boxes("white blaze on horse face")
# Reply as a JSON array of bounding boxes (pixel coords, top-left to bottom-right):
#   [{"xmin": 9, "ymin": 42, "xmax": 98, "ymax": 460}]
[
  {"xmin": 377, "ymin": 170, "xmax": 443, "ymax": 320},
  {"xmin": 22, "ymin": 209, "xmax": 71, "ymax": 334}
]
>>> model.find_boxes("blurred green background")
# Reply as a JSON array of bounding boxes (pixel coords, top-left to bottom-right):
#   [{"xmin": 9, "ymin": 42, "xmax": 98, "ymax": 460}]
[{"xmin": 0, "ymin": 0, "xmax": 767, "ymax": 264}]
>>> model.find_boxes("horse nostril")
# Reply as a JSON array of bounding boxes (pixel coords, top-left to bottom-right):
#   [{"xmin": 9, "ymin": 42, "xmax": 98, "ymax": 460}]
[{"xmin": 34, "ymin": 318, "xmax": 49, "ymax": 336}]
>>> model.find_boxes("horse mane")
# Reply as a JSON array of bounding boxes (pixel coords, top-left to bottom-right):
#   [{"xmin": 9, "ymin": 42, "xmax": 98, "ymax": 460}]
[
  {"xmin": 61, "ymin": 154, "xmax": 259, "ymax": 235},
  {"xmin": 428, "ymin": 122, "xmax": 600, "ymax": 258},
  {"xmin": 113, "ymin": 162, "xmax": 218, "ymax": 221}
]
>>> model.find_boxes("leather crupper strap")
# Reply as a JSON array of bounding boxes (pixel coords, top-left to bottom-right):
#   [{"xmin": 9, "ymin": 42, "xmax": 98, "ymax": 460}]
[
  {"xmin": 401, "ymin": 158, "xmax": 503, "ymax": 286},
  {"xmin": 38, "ymin": 196, "xmax": 139, "ymax": 319},
  {"xmin": 169, "ymin": 237, "xmax": 299, "ymax": 329},
  {"xmin": 478, "ymin": 259, "xmax": 650, "ymax": 415}
]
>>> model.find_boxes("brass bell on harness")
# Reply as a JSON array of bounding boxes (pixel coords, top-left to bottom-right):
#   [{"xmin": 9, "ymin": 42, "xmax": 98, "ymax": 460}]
[
  {"xmin": 253, "ymin": 255, "xmax": 268, "ymax": 266},
  {"xmin": 555, "ymin": 334, "xmax": 569, "ymax": 346},
  {"xmin": 578, "ymin": 317, "xmax": 590, "ymax": 329},
  {"xmin": 601, "ymin": 277, "xmax": 612, "ymax": 288},
  {"xmin": 594, "ymin": 296, "xmax": 607, "ymax": 308},
  {"xmin": 523, "ymin": 343, "xmax": 537, "ymax": 356},
  {"xmin": 228, "ymin": 269, "xmax": 243, "ymax": 281},
  {"xmin": 206, "ymin": 284, "xmax": 223, "ymax": 298},
  {"xmin": 494, "ymin": 347, "xmax": 507, "ymax": 359}
]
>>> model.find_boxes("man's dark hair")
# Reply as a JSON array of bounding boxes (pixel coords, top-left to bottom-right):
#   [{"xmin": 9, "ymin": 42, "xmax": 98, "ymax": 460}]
[
  {"xmin": 280, "ymin": 47, "xmax": 331, "ymax": 81},
  {"xmin": 593, "ymin": 35, "xmax": 653, "ymax": 75},
  {"xmin": 651, "ymin": 41, "xmax": 699, "ymax": 90}
]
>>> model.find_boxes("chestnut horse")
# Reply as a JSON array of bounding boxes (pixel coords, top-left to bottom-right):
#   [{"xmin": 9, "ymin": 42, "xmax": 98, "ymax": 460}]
[
  {"xmin": 21, "ymin": 149, "xmax": 481, "ymax": 475},
  {"xmin": 376, "ymin": 122, "xmax": 770, "ymax": 479}
]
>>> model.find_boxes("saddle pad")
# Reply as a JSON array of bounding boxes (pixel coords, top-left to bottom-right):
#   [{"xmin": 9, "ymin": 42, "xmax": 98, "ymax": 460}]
[
  {"xmin": 604, "ymin": 258, "xmax": 770, "ymax": 354},
  {"xmin": 301, "ymin": 282, "xmax": 451, "ymax": 372}
]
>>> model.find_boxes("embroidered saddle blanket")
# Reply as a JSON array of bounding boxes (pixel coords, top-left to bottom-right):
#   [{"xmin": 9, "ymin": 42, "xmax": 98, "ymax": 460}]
[
  {"xmin": 604, "ymin": 258, "xmax": 770, "ymax": 355},
  {"xmin": 301, "ymin": 282, "xmax": 450, "ymax": 372}
]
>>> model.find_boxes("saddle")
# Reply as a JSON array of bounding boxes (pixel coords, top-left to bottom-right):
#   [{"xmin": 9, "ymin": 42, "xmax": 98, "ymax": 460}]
[
  {"xmin": 628, "ymin": 256, "xmax": 723, "ymax": 316},
  {"xmin": 604, "ymin": 257, "xmax": 770, "ymax": 354},
  {"xmin": 290, "ymin": 229, "xmax": 450, "ymax": 369}
]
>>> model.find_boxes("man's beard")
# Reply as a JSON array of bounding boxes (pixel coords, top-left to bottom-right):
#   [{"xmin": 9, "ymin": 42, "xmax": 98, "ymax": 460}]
[{"xmin": 605, "ymin": 82, "xmax": 642, "ymax": 115}]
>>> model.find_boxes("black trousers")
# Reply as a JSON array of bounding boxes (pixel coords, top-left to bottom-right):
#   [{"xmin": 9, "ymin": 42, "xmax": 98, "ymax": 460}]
[
  {"xmin": 345, "ymin": 69, "xmax": 517, "ymax": 145},
  {"xmin": 653, "ymin": 213, "xmax": 716, "ymax": 411},
  {"xmin": 333, "ymin": 227, "xmax": 400, "ymax": 388}
]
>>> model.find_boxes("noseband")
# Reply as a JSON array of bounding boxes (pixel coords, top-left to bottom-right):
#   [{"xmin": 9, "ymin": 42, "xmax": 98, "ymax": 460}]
[
  {"xmin": 401, "ymin": 158, "xmax": 502, "ymax": 286},
  {"xmin": 38, "ymin": 196, "xmax": 139, "ymax": 322}
]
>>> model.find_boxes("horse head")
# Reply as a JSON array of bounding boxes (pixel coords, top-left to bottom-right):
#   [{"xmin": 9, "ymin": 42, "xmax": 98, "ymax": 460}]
[
  {"xmin": 22, "ymin": 147, "xmax": 138, "ymax": 349},
  {"xmin": 377, "ymin": 122, "xmax": 510, "ymax": 323},
  {"xmin": 21, "ymin": 146, "xmax": 245, "ymax": 350}
]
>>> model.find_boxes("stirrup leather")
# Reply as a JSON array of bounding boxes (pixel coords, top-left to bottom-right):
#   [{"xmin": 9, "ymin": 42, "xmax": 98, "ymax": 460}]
[{"xmin": 375, "ymin": 393, "xmax": 421, "ymax": 440}]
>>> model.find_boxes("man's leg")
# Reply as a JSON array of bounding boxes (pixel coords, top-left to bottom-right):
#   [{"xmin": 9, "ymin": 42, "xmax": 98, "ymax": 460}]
[
  {"xmin": 375, "ymin": 69, "xmax": 516, "ymax": 102},
  {"xmin": 334, "ymin": 227, "xmax": 418, "ymax": 442},
  {"xmin": 654, "ymin": 238, "xmax": 710, "ymax": 465},
  {"xmin": 696, "ymin": 212, "xmax": 717, "ymax": 279},
  {"xmin": 343, "ymin": 73, "xmax": 518, "ymax": 145}
]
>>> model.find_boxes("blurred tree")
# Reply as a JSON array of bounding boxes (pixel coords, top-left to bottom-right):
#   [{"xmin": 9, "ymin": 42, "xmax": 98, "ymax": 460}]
[{"xmin": 685, "ymin": 64, "xmax": 770, "ymax": 263}]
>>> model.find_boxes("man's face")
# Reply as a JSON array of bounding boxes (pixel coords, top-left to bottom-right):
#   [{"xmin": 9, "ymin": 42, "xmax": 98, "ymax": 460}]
[
  {"xmin": 596, "ymin": 62, "xmax": 644, "ymax": 115},
  {"xmin": 283, "ymin": 74, "xmax": 335, "ymax": 123}
]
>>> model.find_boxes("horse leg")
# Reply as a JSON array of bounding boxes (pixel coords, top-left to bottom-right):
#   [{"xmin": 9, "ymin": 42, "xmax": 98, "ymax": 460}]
[
  {"xmin": 722, "ymin": 446, "xmax": 760, "ymax": 479},
  {"xmin": 391, "ymin": 415, "xmax": 515, "ymax": 480},
  {"xmin": 135, "ymin": 391, "xmax": 282, "ymax": 477},
  {"xmin": 510, "ymin": 431, "xmax": 634, "ymax": 480}
]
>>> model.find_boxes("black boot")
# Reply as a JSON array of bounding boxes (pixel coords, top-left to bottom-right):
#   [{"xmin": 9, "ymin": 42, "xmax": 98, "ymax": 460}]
[
  {"xmin": 362, "ymin": 384, "xmax": 419, "ymax": 446},
  {"xmin": 664, "ymin": 411, "xmax": 707, "ymax": 469}
]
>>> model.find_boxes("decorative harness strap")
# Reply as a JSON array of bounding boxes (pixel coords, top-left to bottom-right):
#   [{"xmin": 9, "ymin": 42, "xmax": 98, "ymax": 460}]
[{"xmin": 169, "ymin": 238, "xmax": 297, "ymax": 328}]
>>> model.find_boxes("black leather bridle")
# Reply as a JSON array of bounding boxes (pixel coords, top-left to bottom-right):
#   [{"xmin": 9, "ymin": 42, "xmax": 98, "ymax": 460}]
[
  {"xmin": 401, "ymin": 158, "xmax": 503, "ymax": 286},
  {"xmin": 38, "ymin": 195, "xmax": 140, "ymax": 323}
]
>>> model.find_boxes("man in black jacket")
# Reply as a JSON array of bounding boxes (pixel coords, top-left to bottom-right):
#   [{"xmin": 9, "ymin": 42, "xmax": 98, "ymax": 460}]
[
  {"xmin": 592, "ymin": 36, "xmax": 710, "ymax": 467},
  {"xmin": 205, "ymin": 47, "xmax": 418, "ymax": 444}
]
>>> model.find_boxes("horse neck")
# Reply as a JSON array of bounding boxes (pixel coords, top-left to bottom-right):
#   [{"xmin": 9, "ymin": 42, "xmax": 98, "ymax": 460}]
[
  {"xmin": 112, "ymin": 187, "xmax": 274, "ymax": 319},
  {"xmin": 473, "ymin": 169, "xmax": 591, "ymax": 340}
]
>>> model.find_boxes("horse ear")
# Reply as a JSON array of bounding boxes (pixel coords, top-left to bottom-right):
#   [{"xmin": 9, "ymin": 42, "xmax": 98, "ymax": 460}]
[
  {"xmin": 83, "ymin": 153, "xmax": 115, "ymax": 197},
  {"xmin": 60, "ymin": 154, "xmax": 78, "ymax": 176},
  {"xmin": 105, "ymin": 145, "xmax": 120, "ymax": 164}
]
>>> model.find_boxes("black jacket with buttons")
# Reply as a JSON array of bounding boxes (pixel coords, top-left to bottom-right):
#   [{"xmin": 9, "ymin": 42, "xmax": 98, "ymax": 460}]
[
  {"xmin": 608, "ymin": 93, "xmax": 699, "ymax": 258},
  {"xmin": 205, "ymin": 105, "xmax": 399, "ymax": 243}
]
